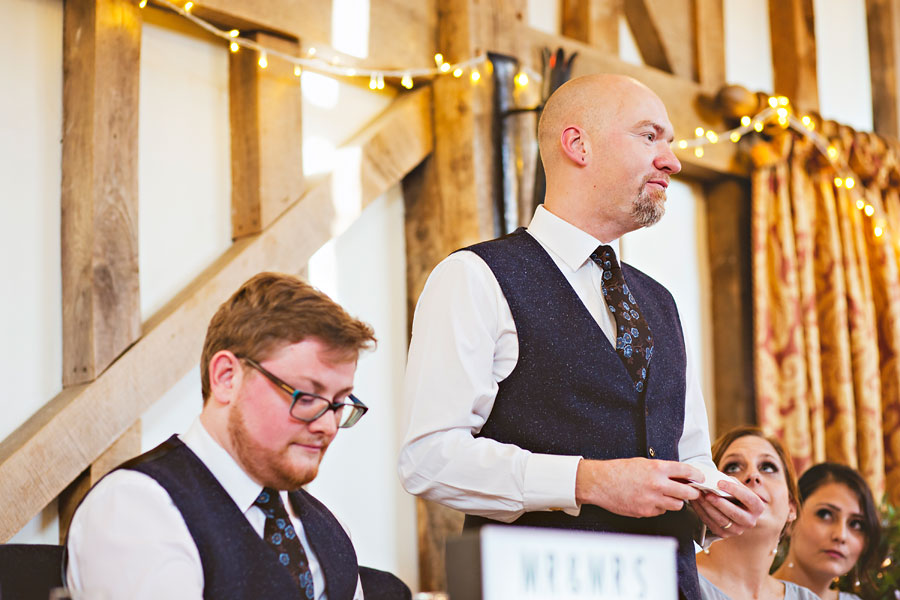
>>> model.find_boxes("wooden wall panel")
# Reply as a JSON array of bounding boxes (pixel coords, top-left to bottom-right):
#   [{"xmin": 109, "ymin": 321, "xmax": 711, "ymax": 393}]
[
  {"xmin": 694, "ymin": 0, "xmax": 726, "ymax": 90},
  {"xmin": 230, "ymin": 32, "xmax": 304, "ymax": 238},
  {"xmin": 866, "ymin": 0, "xmax": 900, "ymax": 138},
  {"xmin": 61, "ymin": 0, "xmax": 142, "ymax": 386},
  {"xmin": 769, "ymin": 0, "xmax": 819, "ymax": 110}
]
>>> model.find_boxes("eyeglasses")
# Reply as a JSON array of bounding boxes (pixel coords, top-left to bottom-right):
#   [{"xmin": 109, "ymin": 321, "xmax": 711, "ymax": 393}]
[{"xmin": 237, "ymin": 356, "xmax": 368, "ymax": 428}]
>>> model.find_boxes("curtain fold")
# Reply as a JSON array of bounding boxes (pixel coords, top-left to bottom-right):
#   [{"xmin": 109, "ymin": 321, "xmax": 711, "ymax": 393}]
[{"xmin": 751, "ymin": 128, "xmax": 897, "ymax": 501}]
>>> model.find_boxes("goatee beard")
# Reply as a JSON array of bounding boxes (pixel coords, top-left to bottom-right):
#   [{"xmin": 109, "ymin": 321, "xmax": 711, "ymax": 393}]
[{"xmin": 632, "ymin": 179, "xmax": 666, "ymax": 227}]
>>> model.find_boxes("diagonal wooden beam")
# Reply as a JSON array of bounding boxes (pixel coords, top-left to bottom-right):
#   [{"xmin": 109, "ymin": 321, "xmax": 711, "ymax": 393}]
[
  {"xmin": 0, "ymin": 88, "xmax": 433, "ymax": 542},
  {"xmin": 525, "ymin": 27, "xmax": 746, "ymax": 178},
  {"xmin": 623, "ymin": 0, "xmax": 696, "ymax": 80},
  {"xmin": 561, "ymin": 0, "xmax": 621, "ymax": 54}
]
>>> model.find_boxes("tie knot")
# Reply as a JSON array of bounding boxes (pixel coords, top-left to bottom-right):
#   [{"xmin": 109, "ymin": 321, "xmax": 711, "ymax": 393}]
[
  {"xmin": 254, "ymin": 487, "xmax": 281, "ymax": 510},
  {"xmin": 590, "ymin": 244, "xmax": 619, "ymax": 271}
]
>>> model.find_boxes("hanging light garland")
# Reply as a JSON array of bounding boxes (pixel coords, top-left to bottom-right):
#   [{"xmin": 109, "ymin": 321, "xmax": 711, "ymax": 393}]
[
  {"xmin": 680, "ymin": 94, "xmax": 889, "ymax": 241},
  {"xmin": 143, "ymin": 0, "xmax": 540, "ymax": 91}
]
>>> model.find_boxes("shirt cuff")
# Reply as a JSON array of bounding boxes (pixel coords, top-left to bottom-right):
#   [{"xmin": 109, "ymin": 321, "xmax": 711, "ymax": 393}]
[{"xmin": 523, "ymin": 453, "xmax": 582, "ymax": 514}]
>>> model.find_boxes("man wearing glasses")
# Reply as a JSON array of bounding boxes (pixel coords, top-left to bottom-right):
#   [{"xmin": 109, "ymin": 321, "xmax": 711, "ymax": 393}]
[{"xmin": 66, "ymin": 272, "xmax": 376, "ymax": 600}]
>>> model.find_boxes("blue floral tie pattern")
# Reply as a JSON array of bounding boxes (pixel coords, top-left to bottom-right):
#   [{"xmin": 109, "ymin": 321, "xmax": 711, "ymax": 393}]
[
  {"xmin": 591, "ymin": 245, "xmax": 654, "ymax": 393},
  {"xmin": 254, "ymin": 488, "xmax": 315, "ymax": 598}
]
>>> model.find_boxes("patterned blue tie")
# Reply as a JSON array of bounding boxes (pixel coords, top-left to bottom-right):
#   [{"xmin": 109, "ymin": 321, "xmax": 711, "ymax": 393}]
[
  {"xmin": 591, "ymin": 245, "xmax": 654, "ymax": 393},
  {"xmin": 254, "ymin": 487, "xmax": 315, "ymax": 598}
]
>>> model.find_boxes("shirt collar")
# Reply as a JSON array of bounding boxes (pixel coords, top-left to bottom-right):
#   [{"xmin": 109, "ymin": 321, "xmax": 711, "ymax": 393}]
[
  {"xmin": 527, "ymin": 205, "xmax": 621, "ymax": 270},
  {"xmin": 180, "ymin": 417, "xmax": 265, "ymax": 514}
]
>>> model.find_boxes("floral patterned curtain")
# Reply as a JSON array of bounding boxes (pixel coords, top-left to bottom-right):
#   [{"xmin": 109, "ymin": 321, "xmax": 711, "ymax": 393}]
[{"xmin": 752, "ymin": 124, "xmax": 900, "ymax": 502}]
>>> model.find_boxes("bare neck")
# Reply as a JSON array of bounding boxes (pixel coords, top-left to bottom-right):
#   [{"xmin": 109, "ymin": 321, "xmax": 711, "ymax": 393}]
[{"xmin": 773, "ymin": 554, "xmax": 838, "ymax": 600}]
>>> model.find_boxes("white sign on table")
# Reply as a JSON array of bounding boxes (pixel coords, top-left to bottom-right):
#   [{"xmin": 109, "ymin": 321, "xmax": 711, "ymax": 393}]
[{"xmin": 448, "ymin": 525, "xmax": 678, "ymax": 600}]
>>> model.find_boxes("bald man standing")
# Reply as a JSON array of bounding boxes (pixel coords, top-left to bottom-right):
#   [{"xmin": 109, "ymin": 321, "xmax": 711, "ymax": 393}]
[{"xmin": 398, "ymin": 74, "xmax": 763, "ymax": 600}]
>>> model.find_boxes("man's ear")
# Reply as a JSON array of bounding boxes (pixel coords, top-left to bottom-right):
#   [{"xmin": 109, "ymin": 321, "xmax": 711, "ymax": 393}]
[
  {"xmin": 208, "ymin": 350, "xmax": 242, "ymax": 406},
  {"xmin": 560, "ymin": 125, "xmax": 589, "ymax": 166}
]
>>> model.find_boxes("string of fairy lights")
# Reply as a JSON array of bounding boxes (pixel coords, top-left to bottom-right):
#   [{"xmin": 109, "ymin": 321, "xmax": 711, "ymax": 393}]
[
  {"xmin": 677, "ymin": 94, "xmax": 892, "ymax": 240},
  {"xmin": 148, "ymin": 0, "xmax": 891, "ymax": 242}
]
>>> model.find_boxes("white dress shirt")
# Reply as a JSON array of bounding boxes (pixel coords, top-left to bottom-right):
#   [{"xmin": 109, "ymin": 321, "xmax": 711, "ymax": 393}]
[
  {"xmin": 398, "ymin": 205, "xmax": 716, "ymax": 522},
  {"xmin": 66, "ymin": 418, "xmax": 364, "ymax": 600}
]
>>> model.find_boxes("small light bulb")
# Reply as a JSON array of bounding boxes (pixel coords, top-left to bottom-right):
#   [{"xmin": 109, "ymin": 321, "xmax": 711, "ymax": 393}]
[
  {"xmin": 883, "ymin": 557, "xmax": 892, "ymax": 568},
  {"xmin": 434, "ymin": 53, "xmax": 444, "ymax": 67},
  {"xmin": 470, "ymin": 70, "xmax": 481, "ymax": 83},
  {"xmin": 801, "ymin": 115, "xmax": 812, "ymax": 127},
  {"xmin": 768, "ymin": 96, "xmax": 778, "ymax": 108},
  {"xmin": 875, "ymin": 226, "xmax": 884, "ymax": 237},
  {"xmin": 705, "ymin": 131, "xmax": 718, "ymax": 143},
  {"xmin": 694, "ymin": 147, "xmax": 704, "ymax": 158},
  {"xmin": 845, "ymin": 177, "xmax": 855, "ymax": 189},
  {"xmin": 865, "ymin": 204, "xmax": 875, "ymax": 217},
  {"xmin": 740, "ymin": 116, "xmax": 751, "ymax": 127},
  {"xmin": 776, "ymin": 107, "xmax": 788, "ymax": 119},
  {"xmin": 376, "ymin": 74, "xmax": 385, "ymax": 89},
  {"xmin": 229, "ymin": 29, "xmax": 239, "ymax": 38},
  {"xmin": 308, "ymin": 47, "xmax": 317, "ymax": 56},
  {"xmin": 514, "ymin": 72, "xmax": 529, "ymax": 86},
  {"xmin": 401, "ymin": 74, "xmax": 414, "ymax": 89},
  {"xmin": 730, "ymin": 132, "xmax": 741, "ymax": 143},
  {"xmin": 258, "ymin": 52, "xmax": 267, "ymax": 69},
  {"xmin": 440, "ymin": 62, "xmax": 451, "ymax": 73},
  {"xmin": 294, "ymin": 65, "xmax": 302, "ymax": 77},
  {"xmin": 369, "ymin": 74, "xmax": 377, "ymax": 90},
  {"xmin": 753, "ymin": 121, "xmax": 764, "ymax": 132},
  {"xmin": 695, "ymin": 127, "xmax": 704, "ymax": 137},
  {"xmin": 835, "ymin": 177, "xmax": 843, "ymax": 187},
  {"xmin": 827, "ymin": 146, "xmax": 838, "ymax": 160},
  {"xmin": 184, "ymin": 1, "xmax": 193, "ymax": 11},
  {"xmin": 677, "ymin": 140, "xmax": 688, "ymax": 149},
  {"xmin": 230, "ymin": 42, "xmax": 239, "ymax": 53},
  {"xmin": 777, "ymin": 96, "xmax": 789, "ymax": 106},
  {"xmin": 453, "ymin": 68, "xmax": 463, "ymax": 78},
  {"xmin": 857, "ymin": 200, "xmax": 866, "ymax": 210},
  {"xmin": 778, "ymin": 116, "xmax": 789, "ymax": 128},
  {"xmin": 139, "ymin": 0, "xmax": 147, "ymax": 7}
]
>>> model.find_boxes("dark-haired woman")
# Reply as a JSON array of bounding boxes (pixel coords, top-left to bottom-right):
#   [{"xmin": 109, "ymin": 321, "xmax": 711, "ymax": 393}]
[
  {"xmin": 696, "ymin": 427, "xmax": 818, "ymax": 600},
  {"xmin": 773, "ymin": 462, "xmax": 881, "ymax": 600}
]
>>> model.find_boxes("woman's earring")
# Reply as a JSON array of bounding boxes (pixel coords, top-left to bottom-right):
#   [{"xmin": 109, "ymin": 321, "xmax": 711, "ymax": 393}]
[
  {"xmin": 786, "ymin": 561, "xmax": 794, "ymax": 567},
  {"xmin": 772, "ymin": 546, "xmax": 778, "ymax": 556}
]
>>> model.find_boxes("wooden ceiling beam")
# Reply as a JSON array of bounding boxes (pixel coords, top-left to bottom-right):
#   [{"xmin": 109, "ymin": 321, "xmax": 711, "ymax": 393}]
[
  {"xmin": 0, "ymin": 88, "xmax": 433, "ymax": 542},
  {"xmin": 526, "ymin": 27, "xmax": 746, "ymax": 178}
]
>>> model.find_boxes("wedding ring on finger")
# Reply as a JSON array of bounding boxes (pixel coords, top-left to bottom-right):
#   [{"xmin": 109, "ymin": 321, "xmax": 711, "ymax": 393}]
[{"xmin": 722, "ymin": 521, "xmax": 733, "ymax": 530}]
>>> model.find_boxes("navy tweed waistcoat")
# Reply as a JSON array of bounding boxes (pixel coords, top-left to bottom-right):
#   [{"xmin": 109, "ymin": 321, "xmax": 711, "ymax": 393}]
[
  {"xmin": 462, "ymin": 228, "xmax": 700, "ymax": 600},
  {"xmin": 119, "ymin": 436, "xmax": 359, "ymax": 600}
]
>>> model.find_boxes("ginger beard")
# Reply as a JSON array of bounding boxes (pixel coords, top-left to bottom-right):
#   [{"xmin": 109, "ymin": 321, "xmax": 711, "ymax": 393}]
[
  {"xmin": 631, "ymin": 174, "xmax": 667, "ymax": 228},
  {"xmin": 227, "ymin": 398, "xmax": 331, "ymax": 490}
]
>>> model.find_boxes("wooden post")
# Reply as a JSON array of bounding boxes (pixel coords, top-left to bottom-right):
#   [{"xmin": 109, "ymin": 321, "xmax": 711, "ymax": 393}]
[
  {"xmin": 866, "ymin": 0, "xmax": 900, "ymax": 138},
  {"xmin": 403, "ymin": 0, "xmax": 526, "ymax": 591},
  {"xmin": 623, "ymin": 0, "xmax": 696, "ymax": 80},
  {"xmin": 229, "ymin": 33, "xmax": 304, "ymax": 238},
  {"xmin": 58, "ymin": 422, "xmax": 141, "ymax": 543},
  {"xmin": 694, "ymin": 0, "xmax": 726, "ymax": 90},
  {"xmin": 61, "ymin": 0, "xmax": 142, "ymax": 386},
  {"xmin": 706, "ymin": 178, "xmax": 756, "ymax": 435},
  {"xmin": 561, "ymin": 0, "xmax": 621, "ymax": 54},
  {"xmin": 769, "ymin": 0, "xmax": 819, "ymax": 110}
]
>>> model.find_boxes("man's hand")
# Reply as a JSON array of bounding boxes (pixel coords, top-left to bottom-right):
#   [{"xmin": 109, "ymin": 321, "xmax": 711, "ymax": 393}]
[
  {"xmin": 575, "ymin": 458, "xmax": 703, "ymax": 518},
  {"xmin": 690, "ymin": 479, "xmax": 764, "ymax": 538}
]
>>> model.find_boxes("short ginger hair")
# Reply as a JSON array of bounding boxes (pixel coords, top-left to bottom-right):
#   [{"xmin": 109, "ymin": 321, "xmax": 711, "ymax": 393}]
[{"xmin": 200, "ymin": 272, "xmax": 376, "ymax": 401}]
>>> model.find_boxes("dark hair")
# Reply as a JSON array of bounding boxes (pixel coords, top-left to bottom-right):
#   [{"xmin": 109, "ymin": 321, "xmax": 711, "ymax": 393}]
[
  {"xmin": 200, "ymin": 272, "xmax": 376, "ymax": 401},
  {"xmin": 798, "ymin": 462, "xmax": 881, "ymax": 579},
  {"xmin": 711, "ymin": 426, "xmax": 801, "ymax": 515}
]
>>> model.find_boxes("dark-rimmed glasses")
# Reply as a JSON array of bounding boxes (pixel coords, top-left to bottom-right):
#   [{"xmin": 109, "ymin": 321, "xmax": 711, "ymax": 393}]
[{"xmin": 238, "ymin": 355, "xmax": 367, "ymax": 428}]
